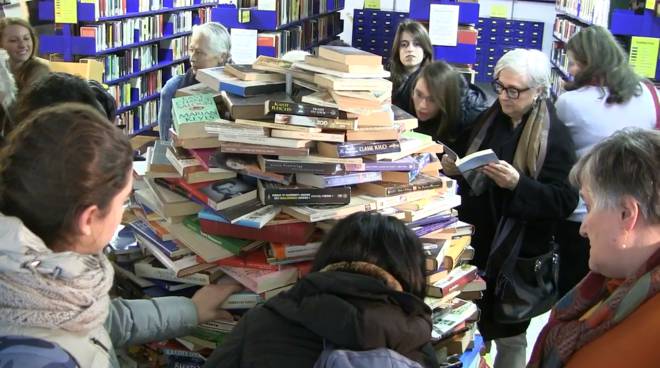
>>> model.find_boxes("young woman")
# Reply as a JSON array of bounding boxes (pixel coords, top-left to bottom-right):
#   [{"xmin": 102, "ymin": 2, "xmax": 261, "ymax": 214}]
[
  {"xmin": 0, "ymin": 103, "xmax": 240, "ymax": 367},
  {"xmin": 0, "ymin": 18, "xmax": 50, "ymax": 94},
  {"xmin": 204, "ymin": 212, "xmax": 439, "ymax": 368},
  {"xmin": 554, "ymin": 25, "xmax": 658, "ymax": 297},
  {"xmin": 158, "ymin": 22, "xmax": 231, "ymax": 140},
  {"xmin": 412, "ymin": 61, "xmax": 489, "ymax": 155},
  {"xmin": 389, "ymin": 20, "xmax": 433, "ymax": 114}
]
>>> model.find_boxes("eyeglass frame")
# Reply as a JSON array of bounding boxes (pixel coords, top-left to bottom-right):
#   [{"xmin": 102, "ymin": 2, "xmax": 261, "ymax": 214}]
[{"xmin": 491, "ymin": 79, "xmax": 532, "ymax": 100}]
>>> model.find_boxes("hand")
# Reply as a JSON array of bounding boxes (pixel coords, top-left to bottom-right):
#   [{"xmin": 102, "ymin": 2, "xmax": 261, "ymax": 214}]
[
  {"xmin": 191, "ymin": 283, "xmax": 243, "ymax": 323},
  {"xmin": 441, "ymin": 154, "xmax": 460, "ymax": 177},
  {"xmin": 480, "ymin": 160, "xmax": 520, "ymax": 190}
]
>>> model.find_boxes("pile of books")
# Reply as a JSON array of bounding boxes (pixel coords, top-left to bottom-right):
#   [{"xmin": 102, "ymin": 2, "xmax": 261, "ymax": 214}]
[{"xmin": 108, "ymin": 46, "xmax": 481, "ymax": 366}]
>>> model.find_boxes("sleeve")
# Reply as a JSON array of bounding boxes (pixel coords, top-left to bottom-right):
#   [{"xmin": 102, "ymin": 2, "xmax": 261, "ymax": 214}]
[
  {"xmin": 203, "ymin": 315, "xmax": 247, "ymax": 368},
  {"xmin": 505, "ymin": 106, "xmax": 579, "ymax": 221},
  {"xmin": 157, "ymin": 76, "xmax": 181, "ymax": 140},
  {"xmin": 105, "ymin": 296, "xmax": 198, "ymax": 348}
]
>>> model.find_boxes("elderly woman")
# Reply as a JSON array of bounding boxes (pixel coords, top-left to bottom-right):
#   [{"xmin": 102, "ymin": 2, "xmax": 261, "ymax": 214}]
[
  {"xmin": 0, "ymin": 18, "xmax": 50, "ymax": 94},
  {"xmin": 158, "ymin": 22, "xmax": 231, "ymax": 140},
  {"xmin": 448, "ymin": 49, "xmax": 578, "ymax": 368},
  {"xmin": 529, "ymin": 129, "xmax": 660, "ymax": 368}
]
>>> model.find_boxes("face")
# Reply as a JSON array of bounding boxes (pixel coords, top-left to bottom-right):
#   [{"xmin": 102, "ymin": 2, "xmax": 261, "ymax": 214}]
[
  {"xmin": 398, "ymin": 31, "xmax": 425, "ymax": 70},
  {"xmin": 188, "ymin": 34, "xmax": 224, "ymax": 72},
  {"xmin": 412, "ymin": 77, "xmax": 439, "ymax": 122},
  {"xmin": 1, "ymin": 25, "xmax": 33, "ymax": 65},
  {"xmin": 567, "ymin": 50, "xmax": 583, "ymax": 77},
  {"xmin": 85, "ymin": 172, "xmax": 133, "ymax": 254},
  {"xmin": 579, "ymin": 186, "xmax": 627, "ymax": 277},
  {"xmin": 495, "ymin": 68, "xmax": 539, "ymax": 121}
]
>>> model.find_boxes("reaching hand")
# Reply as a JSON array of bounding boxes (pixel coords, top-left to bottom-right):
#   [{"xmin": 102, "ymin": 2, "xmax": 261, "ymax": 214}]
[
  {"xmin": 480, "ymin": 160, "xmax": 520, "ymax": 190},
  {"xmin": 441, "ymin": 154, "xmax": 460, "ymax": 177},
  {"xmin": 191, "ymin": 283, "xmax": 243, "ymax": 323}
]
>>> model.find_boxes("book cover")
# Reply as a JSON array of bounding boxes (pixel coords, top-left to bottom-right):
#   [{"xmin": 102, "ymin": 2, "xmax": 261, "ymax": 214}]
[
  {"xmin": 210, "ymin": 152, "xmax": 293, "ymax": 185},
  {"xmin": 221, "ymin": 91, "xmax": 291, "ymax": 120},
  {"xmin": 198, "ymin": 216, "xmax": 316, "ymax": 245},
  {"xmin": 198, "ymin": 205, "xmax": 282, "ymax": 230},
  {"xmin": 456, "ymin": 149, "xmax": 499, "ymax": 172},
  {"xmin": 317, "ymin": 141, "xmax": 401, "ymax": 158},
  {"xmin": 266, "ymin": 100, "xmax": 342, "ymax": 119},
  {"xmin": 213, "ymin": 248, "xmax": 279, "ymax": 271},
  {"xmin": 181, "ymin": 216, "xmax": 255, "ymax": 255},
  {"xmin": 128, "ymin": 220, "xmax": 190, "ymax": 258},
  {"xmin": 427, "ymin": 264, "xmax": 478, "ymax": 298},
  {"xmin": 172, "ymin": 94, "xmax": 220, "ymax": 135},
  {"xmin": 217, "ymin": 264, "xmax": 298, "ymax": 293},
  {"xmin": 258, "ymin": 181, "xmax": 352, "ymax": 206}
]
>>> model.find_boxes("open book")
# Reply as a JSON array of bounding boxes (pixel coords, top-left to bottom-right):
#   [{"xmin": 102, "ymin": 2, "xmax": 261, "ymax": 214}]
[{"xmin": 455, "ymin": 149, "xmax": 499, "ymax": 174}]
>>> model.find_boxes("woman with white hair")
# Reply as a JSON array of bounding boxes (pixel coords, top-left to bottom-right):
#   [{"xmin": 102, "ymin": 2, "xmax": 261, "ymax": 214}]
[
  {"xmin": 157, "ymin": 22, "xmax": 231, "ymax": 140},
  {"xmin": 446, "ymin": 49, "xmax": 579, "ymax": 368}
]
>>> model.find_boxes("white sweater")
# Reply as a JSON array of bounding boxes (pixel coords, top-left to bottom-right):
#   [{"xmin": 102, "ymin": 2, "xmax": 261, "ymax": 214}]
[{"xmin": 556, "ymin": 83, "xmax": 657, "ymax": 221}]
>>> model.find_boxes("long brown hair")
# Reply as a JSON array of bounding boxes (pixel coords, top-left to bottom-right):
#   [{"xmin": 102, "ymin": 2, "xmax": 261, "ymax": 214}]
[
  {"xmin": 414, "ymin": 61, "xmax": 463, "ymax": 142},
  {"xmin": 389, "ymin": 20, "xmax": 433, "ymax": 89},
  {"xmin": 0, "ymin": 103, "xmax": 133, "ymax": 248},
  {"xmin": 565, "ymin": 25, "xmax": 642, "ymax": 104},
  {"xmin": 0, "ymin": 17, "xmax": 39, "ymax": 60}
]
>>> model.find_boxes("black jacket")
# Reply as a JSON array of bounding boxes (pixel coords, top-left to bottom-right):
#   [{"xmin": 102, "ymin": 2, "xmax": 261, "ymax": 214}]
[
  {"xmin": 204, "ymin": 271, "xmax": 439, "ymax": 368},
  {"xmin": 457, "ymin": 99, "xmax": 579, "ymax": 340},
  {"xmin": 392, "ymin": 67, "xmax": 421, "ymax": 116},
  {"xmin": 414, "ymin": 81, "xmax": 490, "ymax": 155}
]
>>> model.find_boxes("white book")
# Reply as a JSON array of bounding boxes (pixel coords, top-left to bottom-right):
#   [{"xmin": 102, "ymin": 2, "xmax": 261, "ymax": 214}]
[{"xmin": 292, "ymin": 62, "xmax": 391, "ymax": 79}]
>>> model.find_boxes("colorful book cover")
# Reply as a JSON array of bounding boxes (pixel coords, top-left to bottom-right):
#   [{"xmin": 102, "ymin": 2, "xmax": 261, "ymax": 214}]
[{"xmin": 172, "ymin": 94, "xmax": 220, "ymax": 130}]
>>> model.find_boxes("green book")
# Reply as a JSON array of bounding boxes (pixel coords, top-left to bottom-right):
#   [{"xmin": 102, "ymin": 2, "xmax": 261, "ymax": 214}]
[
  {"xmin": 171, "ymin": 94, "xmax": 220, "ymax": 137},
  {"xmin": 182, "ymin": 216, "xmax": 251, "ymax": 255}
]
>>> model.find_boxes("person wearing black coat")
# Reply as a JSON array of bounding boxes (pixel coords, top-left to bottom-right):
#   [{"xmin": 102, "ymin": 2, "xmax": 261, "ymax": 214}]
[
  {"xmin": 204, "ymin": 213, "xmax": 439, "ymax": 368},
  {"xmin": 443, "ymin": 49, "xmax": 578, "ymax": 368},
  {"xmin": 412, "ymin": 61, "xmax": 490, "ymax": 156}
]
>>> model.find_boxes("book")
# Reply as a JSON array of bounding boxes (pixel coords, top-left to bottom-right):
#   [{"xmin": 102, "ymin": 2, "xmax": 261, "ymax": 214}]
[
  {"xmin": 128, "ymin": 220, "xmax": 191, "ymax": 258},
  {"xmin": 196, "ymin": 67, "xmax": 285, "ymax": 97},
  {"xmin": 317, "ymin": 141, "xmax": 401, "ymax": 158},
  {"xmin": 357, "ymin": 174, "xmax": 455, "ymax": 197},
  {"xmin": 313, "ymin": 74, "xmax": 393, "ymax": 91},
  {"xmin": 224, "ymin": 64, "xmax": 285, "ymax": 82},
  {"xmin": 218, "ymin": 133, "xmax": 312, "ymax": 149},
  {"xmin": 213, "ymin": 249, "xmax": 278, "ymax": 271},
  {"xmin": 198, "ymin": 205, "xmax": 282, "ymax": 230},
  {"xmin": 270, "ymin": 129, "xmax": 345, "ymax": 143},
  {"xmin": 234, "ymin": 118, "xmax": 321, "ymax": 133},
  {"xmin": 136, "ymin": 182, "xmax": 203, "ymax": 218},
  {"xmin": 455, "ymin": 149, "xmax": 499, "ymax": 173},
  {"xmin": 170, "ymin": 128, "xmax": 222, "ymax": 149},
  {"xmin": 209, "ymin": 152, "xmax": 292, "ymax": 185},
  {"xmin": 199, "ymin": 215, "xmax": 316, "ymax": 245},
  {"xmin": 217, "ymin": 264, "xmax": 298, "ymax": 293},
  {"xmin": 258, "ymin": 156, "xmax": 345, "ymax": 175},
  {"xmin": 401, "ymin": 195, "xmax": 462, "ymax": 223},
  {"xmin": 220, "ymin": 291, "xmax": 264, "ymax": 310},
  {"xmin": 174, "ymin": 83, "xmax": 223, "ymax": 102},
  {"xmin": 266, "ymin": 100, "xmax": 342, "ymax": 119},
  {"xmin": 282, "ymin": 195, "xmax": 377, "ymax": 222},
  {"xmin": 292, "ymin": 61, "xmax": 391, "ymax": 79},
  {"xmin": 330, "ymin": 89, "xmax": 391, "ymax": 112},
  {"xmin": 296, "ymin": 172, "xmax": 382, "ymax": 188},
  {"xmin": 426, "ymin": 264, "xmax": 478, "ymax": 298},
  {"xmin": 304, "ymin": 54, "xmax": 386, "ymax": 74},
  {"xmin": 267, "ymin": 241, "xmax": 322, "ymax": 262},
  {"xmin": 220, "ymin": 91, "xmax": 291, "ymax": 120},
  {"xmin": 277, "ymin": 154, "xmax": 363, "ymax": 165},
  {"xmin": 214, "ymin": 198, "xmax": 265, "ymax": 224},
  {"xmin": 273, "ymin": 114, "xmax": 357, "ymax": 130},
  {"xmin": 134, "ymin": 233, "xmax": 215, "ymax": 277},
  {"xmin": 164, "ymin": 218, "xmax": 235, "ymax": 263},
  {"xmin": 133, "ymin": 257, "xmax": 222, "ymax": 286},
  {"xmin": 164, "ymin": 177, "xmax": 258, "ymax": 212},
  {"xmin": 219, "ymin": 142, "xmax": 310, "ymax": 156},
  {"xmin": 318, "ymin": 46, "xmax": 382, "ymax": 65},
  {"xmin": 145, "ymin": 140, "xmax": 178, "ymax": 177},
  {"xmin": 172, "ymin": 94, "xmax": 220, "ymax": 138},
  {"xmin": 258, "ymin": 181, "xmax": 352, "ymax": 206}
]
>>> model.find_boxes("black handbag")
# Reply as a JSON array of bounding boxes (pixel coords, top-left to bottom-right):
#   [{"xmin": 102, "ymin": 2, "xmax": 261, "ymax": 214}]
[{"xmin": 488, "ymin": 217, "xmax": 560, "ymax": 324}]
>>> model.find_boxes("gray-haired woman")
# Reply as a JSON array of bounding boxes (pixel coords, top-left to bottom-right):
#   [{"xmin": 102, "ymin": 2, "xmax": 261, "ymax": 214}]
[
  {"xmin": 446, "ymin": 49, "xmax": 579, "ymax": 368},
  {"xmin": 157, "ymin": 22, "xmax": 231, "ymax": 140}
]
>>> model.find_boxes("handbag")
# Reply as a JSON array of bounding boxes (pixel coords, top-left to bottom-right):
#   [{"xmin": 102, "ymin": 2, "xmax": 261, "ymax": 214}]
[{"xmin": 488, "ymin": 217, "xmax": 560, "ymax": 324}]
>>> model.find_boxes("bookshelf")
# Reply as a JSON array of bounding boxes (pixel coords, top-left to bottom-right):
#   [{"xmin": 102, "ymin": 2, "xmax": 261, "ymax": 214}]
[{"xmin": 35, "ymin": 0, "xmax": 218, "ymax": 135}]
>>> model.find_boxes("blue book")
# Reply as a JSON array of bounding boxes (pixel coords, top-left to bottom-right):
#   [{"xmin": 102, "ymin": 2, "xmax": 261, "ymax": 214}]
[
  {"xmin": 128, "ymin": 220, "xmax": 189, "ymax": 258},
  {"xmin": 196, "ymin": 67, "xmax": 285, "ymax": 97}
]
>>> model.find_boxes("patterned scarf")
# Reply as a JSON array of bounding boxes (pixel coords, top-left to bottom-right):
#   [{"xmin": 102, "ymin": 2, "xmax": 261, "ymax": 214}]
[{"xmin": 528, "ymin": 247, "xmax": 660, "ymax": 368}]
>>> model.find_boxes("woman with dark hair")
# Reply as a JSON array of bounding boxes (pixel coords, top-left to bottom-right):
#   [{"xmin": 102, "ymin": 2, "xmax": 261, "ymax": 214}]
[
  {"xmin": 0, "ymin": 103, "xmax": 240, "ymax": 367},
  {"xmin": 389, "ymin": 20, "xmax": 433, "ymax": 114},
  {"xmin": 554, "ymin": 25, "xmax": 658, "ymax": 297},
  {"xmin": 204, "ymin": 212, "xmax": 439, "ymax": 368},
  {"xmin": 0, "ymin": 17, "xmax": 50, "ymax": 94},
  {"xmin": 412, "ymin": 61, "xmax": 489, "ymax": 155}
]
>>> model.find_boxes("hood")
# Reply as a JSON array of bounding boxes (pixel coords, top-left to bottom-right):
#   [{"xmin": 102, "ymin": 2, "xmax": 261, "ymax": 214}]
[
  {"xmin": 264, "ymin": 270, "xmax": 432, "ymax": 352},
  {"xmin": 459, "ymin": 79, "xmax": 491, "ymax": 129}
]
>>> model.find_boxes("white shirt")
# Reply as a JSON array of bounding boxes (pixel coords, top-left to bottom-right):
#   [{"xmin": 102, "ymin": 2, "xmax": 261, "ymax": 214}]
[{"xmin": 556, "ymin": 83, "xmax": 657, "ymax": 221}]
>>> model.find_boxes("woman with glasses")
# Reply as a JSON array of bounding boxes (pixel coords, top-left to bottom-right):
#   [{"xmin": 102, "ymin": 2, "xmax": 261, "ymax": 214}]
[
  {"xmin": 553, "ymin": 26, "xmax": 658, "ymax": 298},
  {"xmin": 411, "ymin": 61, "xmax": 489, "ymax": 154},
  {"xmin": 389, "ymin": 20, "xmax": 433, "ymax": 115},
  {"xmin": 446, "ymin": 49, "xmax": 578, "ymax": 368},
  {"xmin": 157, "ymin": 22, "xmax": 231, "ymax": 140}
]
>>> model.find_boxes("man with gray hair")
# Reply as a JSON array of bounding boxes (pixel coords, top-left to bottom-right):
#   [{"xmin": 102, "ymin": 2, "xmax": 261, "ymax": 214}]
[{"xmin": 157, "ymin": 22, "xmax": 231, "ymax": 140}]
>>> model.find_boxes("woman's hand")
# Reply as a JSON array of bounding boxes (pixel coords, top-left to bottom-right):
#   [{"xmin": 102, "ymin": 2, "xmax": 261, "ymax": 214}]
[
  {"xmin": 441, "ymin": 154, "xmax": 460, "ymax": 176},
  {"xmin": 480, "ymin": 160, "xmax": 520, "ymax": 190},
  {"xmin": 191, "ymin": 283, "xmax": 243, "ymax": 323}
]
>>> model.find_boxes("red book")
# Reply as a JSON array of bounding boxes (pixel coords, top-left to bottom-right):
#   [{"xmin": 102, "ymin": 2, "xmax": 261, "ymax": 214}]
[
  {"xmin": 199, "ymin": 218, "xmax": 316, "ymax": 245},
  {"xmin": 427, "ymin": 264, "xmax": 478, "ymax": 298},
  {"xmin": 189, "ymin": 148, "xmax": 218, "ymax": 172},
  {"xmin": 211, "ymin": 248, "xmax": 279, "ymax": 271}
]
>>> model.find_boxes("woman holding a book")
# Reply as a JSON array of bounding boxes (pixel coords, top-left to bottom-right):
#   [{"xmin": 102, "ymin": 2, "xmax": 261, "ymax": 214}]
[
  {"xmin": 553, "ymin": 26, "xmax": 659, "ymax": 297},
  {"xmin": 0, "ymin": 103, "xmax": 240, "ymax": 367},
  {"xmin": 158, "ymin": 22, "xmax": 231, "ymax": 140},
  {"xmin": 205, "ymin": 212, "xmax": 440, "ymax": 368},
  {"xmin": 529, "ymin": 129, "xmax": 660, "ymax": 368},
  {"xmin": 411, "ymin": 61, "xmax": 490, "ymax": 155},
  {"xmin": 447, "ymin": 49, "xmax": 578, "ymax": 368},
  {"xmin": 389, "ymin": 20, "xmax": 433, "ymax": 115}
]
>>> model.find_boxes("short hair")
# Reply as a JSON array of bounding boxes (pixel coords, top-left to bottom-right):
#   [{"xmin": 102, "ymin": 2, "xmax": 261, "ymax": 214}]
[
  {"xmin": 569, "ymin": 128, "xmax": 660, "ymax": 224},
  {"xmin": 565, "ymin": 25, "xmax": 642, "ymax": 104},
  {"xmin": 494, "ymin": 48, "xmax": 551, "ymax": 99},
  {"xmin": 311, "ymin": 212, "xmax": 427, "ymax": 298},
  {"xmin": 0, "ymin": 103, "xmax": 133, "ymax": 247},
  {"xmin": 389, "ymin": 20, "xmax": 433, "ymax": 88},
  {"xmin": 192, "ymin": 22, "xmax": 231, "ymax": 58},
  {"xmin": 0, "ymin": 18, "xmax": 39, "ymax": 60}
]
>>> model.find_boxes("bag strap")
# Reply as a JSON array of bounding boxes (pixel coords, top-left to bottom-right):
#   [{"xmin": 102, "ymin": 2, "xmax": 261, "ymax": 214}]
[
  {"xmin": 486, "ymin": 217, "xmax": 526, "ymax": 276},
  {"xmin": 643, "ymin": 81, "xmax": 660, "ymax": 129}
]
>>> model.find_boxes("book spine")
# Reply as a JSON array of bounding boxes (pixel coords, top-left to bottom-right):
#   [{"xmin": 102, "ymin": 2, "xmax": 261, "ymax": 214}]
[
  {"xmin": 133, "ymin": 264, "xmax": 211, "ymax": 286},
  {"xmin": 264, "ymin": 160, "xmax": 343, "ymax": 175},
  {"xmin": 384, "ymin": 181, "xmax": 447, "ymax": 196},
  {"xmin": 324, "ymin": 172, "xmax": 382, "ymax": 187},
  {"xmin": 337, "ymin": 141, "xmax": 401, "ymax": 158},
  {"xmin": 432, "ymin": 267, "xmax": 478, "ymax": 297},
  {"xmin": 268, "ymin": 100, "xmax": 340, "ymax": 118},
  {"xmin": 363, "ymin": 161, "xmax": 416, "ymax": 172},
  {"xmin": 408, "ymin": 213, "xmax": 457, "ymax": 228},
  {"xmin": 262, "ymin": 187, "xmax": 351, "ymax": 205},
  {"xmin": 413, "ymin": 218, "xmax": 459, "ymax": 237},
  {"xmin": 219, "ymin": 293, "xmax": 263, "ymax": 309},
  {"xmin": 220, "ymin": 144, "xmax": 308, "ymax": 156}
]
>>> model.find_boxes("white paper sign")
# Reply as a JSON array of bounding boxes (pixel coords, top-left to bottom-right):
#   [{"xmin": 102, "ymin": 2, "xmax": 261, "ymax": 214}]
[
  {"xmin": 395, "ymin": 0, "xmax": 411, "ymax": 12},
  {"xmin": 257, "ymin": 0, "xmax": 276, "ymax": 11},
  {"xmin": 381, "ymin": 0, "xmax": 395, "ymax": 11},
  {"xmin": 230, "ymin": 28, "xmax": 258, "ymax": 65},
  {"xmin": 428, "ymin": 4, "xmax": 459, "ymax": 46}
]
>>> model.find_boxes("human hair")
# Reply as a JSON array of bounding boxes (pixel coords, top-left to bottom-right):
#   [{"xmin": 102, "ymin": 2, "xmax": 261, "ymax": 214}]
[
  {"xmin": 389, "ymin": 20, "xmax": 433, "ymax": 89},
  {"xmin": 569, "ymin": 128, "xmax": 660, "ymax": 224},
  {"xmin": 13, "ymin": 72, "xmax": 107, "ymax": 125},
  {"xmin": 0, "ymin": 103, "xmax": 133, "ymax": 248},
  {"xmin": 494, "ymin": 48, "xmax": 551, "ymax": 99},
  {"xmin": 311, "ymin": 212, "xmax": 427, "ymax": 298},
  {"xmin": 192, "ymin": 22, "xmax": 231, "ymax": 58},
  {"xmin": 0, "ymin": 17, "xmax": 39, "ymax": 60},
  {"xmin": 88, "ymin": 79, "xmax": 117, "ymax": 121},
  {"xmin": 0, "ymin": 49, "xmax": 17, "ymax": 108},
  {"xmin": 415, "ymin": 61, "xmax": 463, "ymax": 142},
  {"xmin": 565, "ymin": 25, "xmax": 642, "ymax": 104}
]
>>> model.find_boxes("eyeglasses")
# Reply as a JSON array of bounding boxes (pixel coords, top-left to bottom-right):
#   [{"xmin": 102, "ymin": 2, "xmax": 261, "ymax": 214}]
[{"xmin": 491, "ymin": 80, "xmax": 531, "ymax": 100}]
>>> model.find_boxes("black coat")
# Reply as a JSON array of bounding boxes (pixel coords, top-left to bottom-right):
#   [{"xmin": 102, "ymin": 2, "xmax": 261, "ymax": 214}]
[
  {"xmin": 457, "ymin": 99, "xmax": 578, "ymax": 340},
  {"xmin": 204, "ymin": 271, "xmax": 439, "ymax": 368}
]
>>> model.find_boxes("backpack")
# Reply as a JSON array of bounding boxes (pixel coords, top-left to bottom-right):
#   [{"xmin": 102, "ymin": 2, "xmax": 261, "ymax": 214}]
[{"xmin": 314, "ymin": 341, "xmax": 423, "ymax": 368}]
